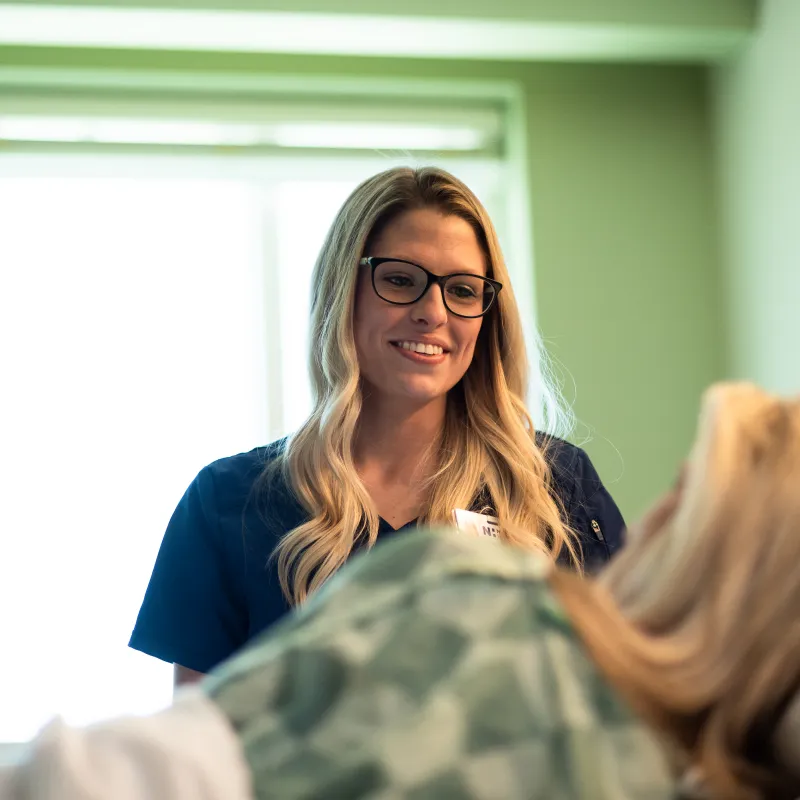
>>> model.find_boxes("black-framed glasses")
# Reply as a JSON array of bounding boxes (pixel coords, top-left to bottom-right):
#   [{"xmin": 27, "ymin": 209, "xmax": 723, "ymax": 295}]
[{"xmin": 359, "ymin": 257, "xmax": 502, "ymax": 319}]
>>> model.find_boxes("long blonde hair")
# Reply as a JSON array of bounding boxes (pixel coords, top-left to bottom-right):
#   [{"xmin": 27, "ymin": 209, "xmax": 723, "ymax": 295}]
[
  {"xmin": 553, "ymin": 382, "xmax": 800, "ymax": 800},
  {"xmin": 270, "ymin": 166, "xmax": 579, "ymax": 604}
]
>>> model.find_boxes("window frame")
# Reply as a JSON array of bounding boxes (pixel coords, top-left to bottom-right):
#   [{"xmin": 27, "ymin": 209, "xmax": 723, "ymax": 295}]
[{"xmin": 0, "ymin": 73, "xmax": 543, "ymax": 757}]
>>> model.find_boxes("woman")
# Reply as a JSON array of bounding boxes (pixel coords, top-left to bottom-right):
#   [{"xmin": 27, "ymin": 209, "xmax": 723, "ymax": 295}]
[
  {"xmin": 129, "ymin": 166, "xmax": 625, "ymax": 686},
  {"xmin": 5, "ymin": 383, "xmax": 798, "ymax": 800}
]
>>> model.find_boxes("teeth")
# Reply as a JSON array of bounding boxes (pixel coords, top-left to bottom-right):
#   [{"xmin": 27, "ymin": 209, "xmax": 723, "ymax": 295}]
[{"xmin": 395, "ymin": 340, "xmax": 444, "ymax": 355}]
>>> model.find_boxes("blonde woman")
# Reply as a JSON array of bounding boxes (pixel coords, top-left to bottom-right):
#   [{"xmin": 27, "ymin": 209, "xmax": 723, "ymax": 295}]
[
  {"xmin": 5, "ymin": 382, "xmax": 798, "ymax": 800},
  {"xmin": 129, "ymin": 166, "xmax": 625, "ymax": 687}
]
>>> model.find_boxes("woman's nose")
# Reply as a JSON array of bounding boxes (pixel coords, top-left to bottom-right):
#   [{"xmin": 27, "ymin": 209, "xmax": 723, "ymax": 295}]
[{"xmin": 411, "ymin": 283, "xmax": 448, "ymax": 326}]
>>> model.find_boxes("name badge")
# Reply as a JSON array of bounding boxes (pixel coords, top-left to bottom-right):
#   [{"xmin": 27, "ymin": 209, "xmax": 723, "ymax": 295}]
[{"xmin": 452, "ymin": 508, "xmax": 501, "ymax": 540}]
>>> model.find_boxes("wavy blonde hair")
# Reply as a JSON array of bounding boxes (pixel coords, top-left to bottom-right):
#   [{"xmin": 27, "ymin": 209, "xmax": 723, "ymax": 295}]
[
  {"xmin": 553, "ymin": 382, "xmax": 800, "ymax": 800},
  {"xmin": 271, "ymin": 165, "xmax": 579, "ymax": 605}
]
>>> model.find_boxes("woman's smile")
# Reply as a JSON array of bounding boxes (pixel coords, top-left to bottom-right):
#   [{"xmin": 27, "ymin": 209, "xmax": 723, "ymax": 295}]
[{"xmin": 389, "ymin": 338, "xmax": 450, "ymax": 367}]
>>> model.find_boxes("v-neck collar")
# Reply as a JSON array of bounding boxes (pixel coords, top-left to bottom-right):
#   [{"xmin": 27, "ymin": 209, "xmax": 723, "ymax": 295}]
[{"xmin": 377, "ymin": 516, "xmax": 418, "ymax": 534}]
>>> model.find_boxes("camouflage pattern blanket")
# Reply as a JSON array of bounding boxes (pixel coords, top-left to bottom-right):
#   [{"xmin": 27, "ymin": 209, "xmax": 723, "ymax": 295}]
[{"xmin": 205, "ymin": 529, "xmax": 677, "ymax": 800}]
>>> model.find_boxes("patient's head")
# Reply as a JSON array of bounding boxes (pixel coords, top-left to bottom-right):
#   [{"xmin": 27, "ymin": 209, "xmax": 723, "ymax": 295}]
[
  {"xmin": 608, "ymin": 382, "xmax": 800, "ymax": 641},
  {"xmin": 557, "ymin": 382, "xmax": 800, "ymax": 799}
]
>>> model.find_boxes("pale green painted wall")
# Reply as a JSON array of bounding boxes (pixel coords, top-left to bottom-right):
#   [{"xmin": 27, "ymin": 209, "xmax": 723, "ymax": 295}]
[
  {"xmin": 0, "ymin": 46, "xmax": 726, "ymax": 519},
  {"xmin": 712, "ymin": 0, "xmax": 800, "ymax": 397},
  {"xmin": 523, "ymin": 64, "xmax": 725, "ymax": 517}
]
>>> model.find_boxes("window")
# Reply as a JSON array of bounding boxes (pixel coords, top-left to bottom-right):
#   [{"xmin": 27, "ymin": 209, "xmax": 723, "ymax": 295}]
[{"xmin": 0, "ymin": 134, "xmax": 517, "ymax": 740}]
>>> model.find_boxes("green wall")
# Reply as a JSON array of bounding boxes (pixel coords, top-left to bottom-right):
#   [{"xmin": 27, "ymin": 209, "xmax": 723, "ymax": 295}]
[
  {"xmin": 523, "ymin": 64, "xmax": 725, "ymax": 517},
  {"xmin": 713, "ymin": 0, "xmax": 800, "ymax": 398},
  {"xmin": 0, "ymin": 46, "xmax": 726, "ymax": 519}
]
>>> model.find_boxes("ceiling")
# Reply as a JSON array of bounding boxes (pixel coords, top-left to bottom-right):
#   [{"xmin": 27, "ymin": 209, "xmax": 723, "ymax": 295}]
[{"xmin": 0, "ymin": 0, "xmax": 758, "ymax": 62}]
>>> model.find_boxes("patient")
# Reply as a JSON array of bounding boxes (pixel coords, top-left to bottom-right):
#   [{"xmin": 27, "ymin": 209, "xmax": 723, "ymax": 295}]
[{"xmin": 2, "ymin": 382, "xmax": 799, "ymax": 800}]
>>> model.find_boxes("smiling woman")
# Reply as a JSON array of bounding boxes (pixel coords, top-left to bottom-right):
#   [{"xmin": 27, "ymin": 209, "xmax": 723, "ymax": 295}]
[{"xmin": 129, "ymin": 165, "xmax": 627, "ymax": 687}]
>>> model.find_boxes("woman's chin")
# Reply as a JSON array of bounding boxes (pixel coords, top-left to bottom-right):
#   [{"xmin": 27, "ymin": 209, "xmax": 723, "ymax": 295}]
[{"xmin": 380, "ymin": 376, "xmax": 451, "ymax": 405}]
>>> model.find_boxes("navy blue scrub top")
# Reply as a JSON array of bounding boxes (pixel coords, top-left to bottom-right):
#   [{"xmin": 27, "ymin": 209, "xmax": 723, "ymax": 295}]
[{"xmin": 129, "ymin": 435, "xmax": 625, "ymax": 674}]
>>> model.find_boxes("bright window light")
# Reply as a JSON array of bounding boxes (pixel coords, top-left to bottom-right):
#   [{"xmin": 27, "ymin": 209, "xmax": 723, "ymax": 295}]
[{"xmin": 0, "ymin": 173, "xmax": 271, "ymax": 740}]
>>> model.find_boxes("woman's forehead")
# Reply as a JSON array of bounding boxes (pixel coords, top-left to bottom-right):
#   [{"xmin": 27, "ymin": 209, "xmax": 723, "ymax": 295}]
[{"xmin": 370, "ymin": 209, "xmax": 487, "ymax": 276}]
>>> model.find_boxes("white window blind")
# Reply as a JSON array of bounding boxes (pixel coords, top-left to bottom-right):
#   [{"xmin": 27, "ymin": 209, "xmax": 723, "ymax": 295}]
[{"xmin": 0, "ymin": 90, "xmax": 505, "ymax": 155}]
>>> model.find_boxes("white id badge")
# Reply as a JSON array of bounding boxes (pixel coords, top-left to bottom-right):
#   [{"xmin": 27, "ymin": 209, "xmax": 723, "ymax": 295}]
[{"xmin": 452, "ymin": 508, "xmax": 501, "ymax": 540}]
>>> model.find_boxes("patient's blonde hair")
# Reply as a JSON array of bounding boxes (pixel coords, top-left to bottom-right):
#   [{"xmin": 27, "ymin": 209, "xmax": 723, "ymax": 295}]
[
  {"xmin": 554, "ymin": 382, "xmax": 800, "ymax": 800},
  {"xmin": 271, "ymin": 165, "xmax": 579, "ymax": 604}
]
